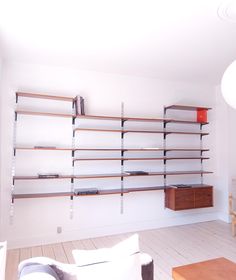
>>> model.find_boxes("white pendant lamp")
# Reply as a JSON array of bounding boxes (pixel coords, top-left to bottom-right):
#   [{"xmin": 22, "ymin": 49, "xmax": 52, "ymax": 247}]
[{"xmin": 221, "ymin": 60, "xmax": 236, "ymax": 109}]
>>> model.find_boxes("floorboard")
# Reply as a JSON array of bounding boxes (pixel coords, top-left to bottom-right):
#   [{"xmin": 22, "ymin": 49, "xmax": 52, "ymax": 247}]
[{"xmin": 6, "ymin": 220, "xmax": 236, "ymax": 280}]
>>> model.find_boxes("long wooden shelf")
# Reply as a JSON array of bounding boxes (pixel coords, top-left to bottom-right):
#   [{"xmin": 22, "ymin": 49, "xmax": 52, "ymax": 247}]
[
  {"xmin": 14, "ymin": 147, "xmax": 210, "ymax": 152},
  {"xmin": 16, "ymin": 110, "xmax": 74, "ymax": 118},
  {"xmin": 13, "ymin": 170, "xmax": 213, "ymax": 181},
  {"xmin": 12, "ymin": 192, "xmax": 73, "ymax": 199},
  {"xmin": 77, "ymin": 114, "xmax": 208, "ymax": 125},
  {"xmin": 16, "ymin": 92, "xmax": 74, "ymax": 102},
  {"xmin": 12, "ymin": 184, "xmax": 212, "ymax": 199},
  {"xmin": 11, "ymin": 186, "xmax": 166, "ymax": 199},
  {"xmin": 74, "ymin": 128, "xmax": 209, "ymax": 136},
  {"xmin": 15, "ymin": 110, "xmax": 208, "ymax": 124},
  {"xmin": 73, "ymin": 157, "xmax": 209, "ymax": 162},
  {"xmin": 165, "ymin": 105, "xmax": 211, "ymax": 111}
]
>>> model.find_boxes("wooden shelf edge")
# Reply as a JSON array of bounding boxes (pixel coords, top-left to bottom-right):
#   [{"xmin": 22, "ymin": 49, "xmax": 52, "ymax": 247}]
[
  {"xmin": 13, "ymin": 171, "xmax": 213, "ymax": 180},
  {"xmin": 16, "ymin": 92, "xmax": 74, "ymax": 102},
  {"xmin": 74, "ymin": 128, "xmax": 209, "ymax": 136},
  {"xmin": 14, "ymin": 147, "xmax": 210, "ymax": 152},
  {"xmin": 16, "ymin": 110, "xmax": 74, "ymax": 118},
  {"xmin": 73, "ymin": 157, "xmax": 209, "ymax": 162},
  {"xmin": 165, "ymin": 105, "xmax": 212, "ymax": 111},
  {"xmin": 13, "ymin": 186, "xmax": 165, "ymax": 199}
]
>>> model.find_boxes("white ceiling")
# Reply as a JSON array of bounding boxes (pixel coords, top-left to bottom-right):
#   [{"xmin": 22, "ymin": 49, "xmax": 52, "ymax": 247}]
[{"xmin": 0, "ymin": 0, "xmax": 236, "ymax": 85}]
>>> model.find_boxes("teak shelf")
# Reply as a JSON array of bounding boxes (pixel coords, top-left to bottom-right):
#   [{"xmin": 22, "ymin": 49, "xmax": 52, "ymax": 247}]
[
  {"xmin": 13, "ymin": 171, "xmax": 213, "ymax": 181},
  {"xmin": 12, "ymin": 92, "xmax": 213, "ymax": 213}
]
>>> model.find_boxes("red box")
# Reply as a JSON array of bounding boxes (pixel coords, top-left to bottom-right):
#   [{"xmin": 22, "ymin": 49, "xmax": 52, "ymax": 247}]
[{"xmin": 197, "ymin": 109, "xmax": 207, "ymax": 123}]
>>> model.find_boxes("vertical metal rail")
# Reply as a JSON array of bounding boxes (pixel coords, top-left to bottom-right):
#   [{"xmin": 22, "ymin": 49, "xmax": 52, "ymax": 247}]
[
  {"xmin": 200, "ymin": 123, "xmax": 203, "ymax": 185},
  {"xmin": 120, "ymin": 102, "xmax": 124, "ymax": 214},
  {"xmin": 70, "ymin": 100, "xmax": 76, "ymax": 219},
  {"xmin": 10, "ymin": 94, "xmax": 18, "ymax": 224},
  {"xmin": 163, "ymin": 107, "xmax": 167, "ymax": 198}
]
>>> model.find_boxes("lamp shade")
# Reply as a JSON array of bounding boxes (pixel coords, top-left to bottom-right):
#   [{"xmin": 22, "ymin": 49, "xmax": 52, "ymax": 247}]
[{"xmin": 221, "ymin": 60, "xmax": 236, "ymax": 109}]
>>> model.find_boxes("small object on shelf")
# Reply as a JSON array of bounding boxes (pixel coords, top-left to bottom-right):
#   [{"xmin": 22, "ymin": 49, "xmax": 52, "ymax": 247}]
[
  {"xmin": 171, "ymin": 184, "xmax": 192, "ymax": 188},
  {"xmin": 38, "ymin": 173, "xmax": 60, "ymax": 178},
  {"xmin": 125, "ymin": 171, "xmax": 149, "ymax": 175},
  {"xmin": 74, "ymin": 188, "xmax": 99, "ymax": 195},
  {"xmin": 75, "ymin": 95, "xmax": 85, "ymax": 115},
  {"xmin": 197, "ymin": 108, "xmax": 208, "ymax": 123}
]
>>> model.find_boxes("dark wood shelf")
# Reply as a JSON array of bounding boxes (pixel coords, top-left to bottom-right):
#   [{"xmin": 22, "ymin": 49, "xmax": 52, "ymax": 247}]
[
  {"xmin": 73, "ymin": 157, "xmax": 209, "ymax": 162},
  {"xmin": 13, "ymin": 170, "xmax": 213, "ymax": 181},
  {"xmin": 165, "ymin": 105, "xmax": 211, "ymax": 111},
  {"xmin": 12, "ymin": 184, "xmax": 212, "ymax": 199},
  {"xmin": 74, "ymin": 128, "xmax": 209, "ymax": 136},
  {"xmin": 16, "ymin": 92, "xmax": 74, "ymax": 102},
  {"xmin": 12, "ymin": 192, "xmax": 73, "ymax": 199},
  {"xmin": 15, "ymin": 110, "xmax": 209, "ymax": 125},
  {"xmin": 76, "ymin": 114, "xmax": 208, "ymax": 125},
  {"xmin": 12, "ymin": 186, "xmax": 166, "ymax": 199},
  {"xmin": 14, "ymin": 147, "xmax": 210, "ymax": 152},
  {"xmin": 16, "ymin": 110, "xmax": 74, "ymax": 118}
]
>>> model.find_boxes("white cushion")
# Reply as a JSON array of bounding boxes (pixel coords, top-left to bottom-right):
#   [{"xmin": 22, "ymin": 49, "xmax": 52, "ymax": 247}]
[
  {"xmin": 72, "ymin": 234, "xmax": 139, "ymax": 266},
  {"xmin": 72, "ymin": 234, "xmax": 142, "ymax": 280},
  {"xmin": 75, "ymin": 253, "xmax": 142, "ymax": 280}
]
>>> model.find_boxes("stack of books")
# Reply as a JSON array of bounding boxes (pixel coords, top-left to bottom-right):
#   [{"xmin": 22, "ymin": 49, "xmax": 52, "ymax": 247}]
[
  {"xmin": 75, "ymin": 95, "xmax": 85, "ymax": 115},
  {"xmin": 125, "ymin": 171, "xmax": 149, "ymax": 175},
  {"xmin": 74, "ymin": 188, "xmax": 99, "ymax": 195},
  {"xmin": 38, "ymin": 173, "xmax": 59, "ymax": 178}
]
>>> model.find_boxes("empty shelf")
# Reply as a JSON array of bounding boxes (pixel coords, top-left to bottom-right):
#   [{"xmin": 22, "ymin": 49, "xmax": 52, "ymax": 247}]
[
  {"xmin": 16, "ymin": 92, "xmax": 74, "ymax": 102},
  {"xmin": 16, "ymin": 110, "xmax": 74, "ymax": 118},
  {"xmin": 165, "ymin": 105, "xmax": 211, "ymax": 111}
]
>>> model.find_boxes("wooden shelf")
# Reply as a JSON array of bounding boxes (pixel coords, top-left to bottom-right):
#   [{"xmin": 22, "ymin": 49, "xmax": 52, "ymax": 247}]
[
  {"xmin": 14, "ymin": 147, "xmax": 210, "ymax": 152},
  {"xmin": 76, "ymin": 114, "xmax": 208, "ymax": 125},
  {"xmin": 16, "ymin": 92, "xmax": 74, "ymax": 102},
  {"xmin": 74, "ymin": 128, "xmax": 209, "ymax": 136},
  {"xmin": 73, "ymin": 157, "xmax": 209, "ymax": 162},
  {"xmin": 165, "ymin": 105, "xmax": 211, "ymax": 111},
  {"xmin": 12, "ymin": 192, "xmax": 73, "ymax": 199},
  {"xmin": 15, "ymin": 110, "xmax": 208, "ymax": 125},
  {"xmin": 16, "ymin": 110, "xmax": 74, "ymax": 118},
  {"xmin": 13, "ymin": 170, "xmax": 213, "ymax": 181},
  {"xmin": 12, "ymin": 184, "xmax": 212, "ymax": 199},
  {"xmin": 12, "ymin": 186, "xmax": 166, "ymax": 199}
]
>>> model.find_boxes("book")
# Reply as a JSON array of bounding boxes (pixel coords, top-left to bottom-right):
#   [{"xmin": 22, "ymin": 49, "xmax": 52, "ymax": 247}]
[
  {"xmin": 125, "ymin": 171, "xmax": 149, "ymax": 175},
  {"xmin": 74, "ymin": 188, "xmax": 99, "ymax": 195},
  {"xmin": 38, "ymin": 173, "xmax": 60, "ymax": 178},
  {"xmin": 171, "ymin": 184, "xmax": 192, "ymax": 188},
  {"xmin": 75, "ymin": 95, "xmax": 85, "ymax": 115}
]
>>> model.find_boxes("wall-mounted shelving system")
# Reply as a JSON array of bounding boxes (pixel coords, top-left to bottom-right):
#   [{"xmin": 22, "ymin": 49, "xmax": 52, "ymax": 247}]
[{"xmin": 12, "ymin": 91, "xmax": 213, "ymax": 214}]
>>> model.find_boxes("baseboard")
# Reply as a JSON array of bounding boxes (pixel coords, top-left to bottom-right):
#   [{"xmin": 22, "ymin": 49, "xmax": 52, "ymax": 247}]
[
  {"xmin": 218, "ymin": 211, "xmax": 231, "ymax": 223},
  {"xmin": 8, "ymin": 211, "xmax": 220, "ymax": 249}
]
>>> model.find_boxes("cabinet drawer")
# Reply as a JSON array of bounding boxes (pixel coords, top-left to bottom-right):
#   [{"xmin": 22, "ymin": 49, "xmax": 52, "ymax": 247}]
[{"xmin": 195, "ymin": 187, "xmax": 213, "ymax": 208}]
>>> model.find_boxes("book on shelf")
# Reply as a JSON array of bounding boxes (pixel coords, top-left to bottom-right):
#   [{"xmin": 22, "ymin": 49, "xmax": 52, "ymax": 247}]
[
  {"xmin": 125, "ymin": 171, "xmax": 149, "ymax": 175},
  {"xmin": 170, "ymin": 184, "xmax": 192, "ymax": 188},
  {"xmin": 38, "ymin": 173, "xmax": 60, "ymax": 178},
  {"xmin": 75, "ymin": 95, "xmax": 85, "ymax": 115},
  {"xmin": 74, "ymin": 188, "xmax": 99, "ymax": 195}
]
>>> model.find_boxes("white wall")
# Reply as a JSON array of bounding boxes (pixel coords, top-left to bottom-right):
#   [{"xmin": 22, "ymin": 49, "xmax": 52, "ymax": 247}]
[
  {"xmin": 0, "ymin": 62, "xmax": 218, "ymax": 249},
  {"xmin": 0, "ymin": 57, "xmax": 3, "ymax": 241}
]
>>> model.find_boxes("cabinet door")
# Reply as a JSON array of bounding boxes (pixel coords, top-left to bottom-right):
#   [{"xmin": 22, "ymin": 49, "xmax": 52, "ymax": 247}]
[
  {"xmin": 195, "ymin": 187, "xmax": 213, "ymax": 208},
  {"xmin": 175, "ymin": 188, "xmax": 195, "ymax": 210}
]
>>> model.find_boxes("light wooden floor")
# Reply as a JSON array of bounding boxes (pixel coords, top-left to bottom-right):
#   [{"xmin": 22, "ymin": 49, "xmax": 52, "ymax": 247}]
[{"xmin": 6, "ymin": 220, "xmax": 236, "ymax": 280}]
